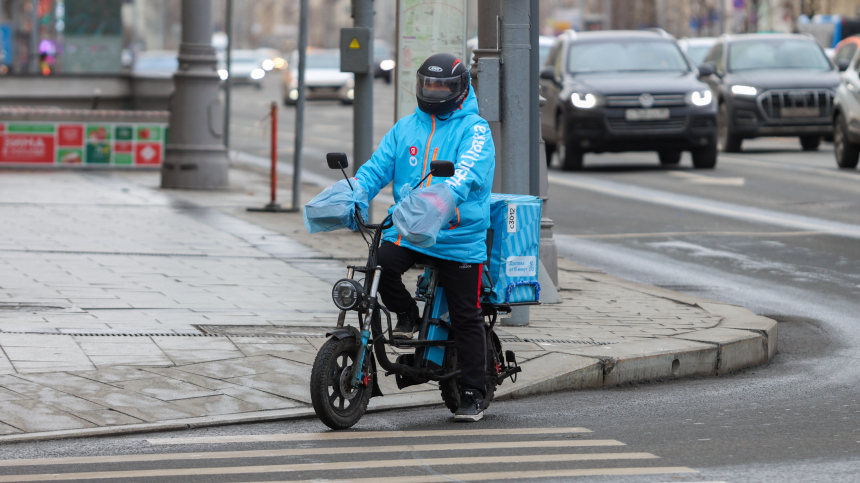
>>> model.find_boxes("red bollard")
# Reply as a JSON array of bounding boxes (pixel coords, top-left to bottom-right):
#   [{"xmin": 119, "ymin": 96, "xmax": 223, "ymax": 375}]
[{"xmin": 248, "ymin": 101, "xmax": 292, "ymax": 212}]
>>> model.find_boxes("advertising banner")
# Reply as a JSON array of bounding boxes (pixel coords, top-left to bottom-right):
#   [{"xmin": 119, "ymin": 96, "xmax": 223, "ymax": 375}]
[{"xmin": 0, "ymin": 121, "xmax": 167, "ymax": 167}]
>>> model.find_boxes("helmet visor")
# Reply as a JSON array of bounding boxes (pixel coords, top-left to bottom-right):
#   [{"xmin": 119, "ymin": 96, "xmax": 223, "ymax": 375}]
[{"xmin": 416, "ymin": 73, "xmax": 465, "ymax": 101}]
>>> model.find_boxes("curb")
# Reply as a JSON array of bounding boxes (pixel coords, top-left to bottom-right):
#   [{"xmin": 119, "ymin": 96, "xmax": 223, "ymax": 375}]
[{"xmin": 0, "ymin": 300, "xmax": 776, "ymax": 445}]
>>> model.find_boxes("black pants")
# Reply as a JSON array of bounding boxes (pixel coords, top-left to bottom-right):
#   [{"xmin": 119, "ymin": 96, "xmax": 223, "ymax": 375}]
[{"xmin": 377, "ymin": 242, "xmax": 487, "ymax": 397}]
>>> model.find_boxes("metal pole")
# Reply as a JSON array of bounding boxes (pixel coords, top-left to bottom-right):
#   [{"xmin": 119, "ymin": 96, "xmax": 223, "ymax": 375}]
[
  {"xmin": 352, "ymin": 0, "xmax": 374, "ymax": 221},
  {"xmin": 500, "ymin": 0, "xmax": 531, "ymax": 325},
  {"xmin": 270, "ymin": 101, "xmax": 278, "ymax": 206},
  {"xmin": 30, "ymin": 0, "xmax": 38, "ymax": 74},
  {"xmin": 224, "ymin": 0, "xmax": 233, "ymax": 149},
  {"xmin": 161, "ymin": 0, "xmax": 229, "ymax": 189},
  {"xmin": 291, "ymin": 0, "xmax": 309, "ymax": 212}
]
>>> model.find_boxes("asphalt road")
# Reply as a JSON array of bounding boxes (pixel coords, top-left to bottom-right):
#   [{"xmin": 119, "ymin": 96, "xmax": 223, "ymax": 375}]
[{"xmin": 1, "ymin": 75, "xmax": 858, "ymax": 482}]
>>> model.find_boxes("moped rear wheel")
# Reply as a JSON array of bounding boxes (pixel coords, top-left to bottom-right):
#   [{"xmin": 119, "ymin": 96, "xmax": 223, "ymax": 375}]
[{"xmin": 310, "ymin": 337, "xmax": 372, "ymax": 429}]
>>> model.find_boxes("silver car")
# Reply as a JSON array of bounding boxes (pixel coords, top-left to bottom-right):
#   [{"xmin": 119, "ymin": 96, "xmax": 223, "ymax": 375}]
[
  {"xmin": 833, "ymin": 47, "xmax": 860, "ymax": 169},
  {"xmin": 282, "ymin": 49, "xmax": 355, "ymax": 106}
]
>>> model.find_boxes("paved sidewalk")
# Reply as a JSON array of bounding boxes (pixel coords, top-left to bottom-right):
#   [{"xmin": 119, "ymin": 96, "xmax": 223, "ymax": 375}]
[{"xmin": 0, "ymin": 166, "xmax": 777, "ymax": 442}]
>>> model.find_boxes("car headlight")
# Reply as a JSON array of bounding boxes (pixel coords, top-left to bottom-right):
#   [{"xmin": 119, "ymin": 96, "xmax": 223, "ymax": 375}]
[
  {"xmin": 289, "ymin": 89, "xmax": 299, "ymax": 100},
  {"xmin": 380, "ymin": 59, "xmax": 395, "ymax": 71},
  {"xmin": 332, "ymin": 279, "xmax": 364, "ymax": 310},
  {"xmin": 731, "ymin": 85, "xmax": 757, "ymax": 96},
  {"xmin": 688, "ymin": 89, "xmax": 713, "ymax": 107},
  {"xmin": 251, "ymin": 68, "xmax": 265, "ymax": 80},
  {"xmin": 217, "ymin": 69, "xmax": 229, "ymax": 80},
  {"xmin": 261, "ymin": 59, "xmax": 274, "ymax": 71},
  {"xmin": 571, "ymin": 93, "xmax": 598, "ymax": 109}
]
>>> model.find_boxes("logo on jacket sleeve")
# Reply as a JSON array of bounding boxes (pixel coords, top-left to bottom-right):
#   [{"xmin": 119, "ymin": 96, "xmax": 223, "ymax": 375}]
[{"xmin": 408, "ymin": 146, "xmax": 419, "ymax": 166}]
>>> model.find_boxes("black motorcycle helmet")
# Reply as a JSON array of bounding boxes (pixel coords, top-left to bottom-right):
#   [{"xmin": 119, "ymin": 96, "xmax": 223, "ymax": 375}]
[{"xmin": 415, "ymin": 53, "xmax": 470, "ymax": 116}]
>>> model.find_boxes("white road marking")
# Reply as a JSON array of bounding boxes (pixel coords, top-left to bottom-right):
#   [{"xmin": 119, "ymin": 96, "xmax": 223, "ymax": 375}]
[
  {"xmin": 0, "ymin": 439, "xmax": 624, "ymax": 467},
  {"xmin": 668, "ymin": 171, "xmax": 745, "ymax": 186},
  {"xmin": 0, "ymin": 453, "xmax": 661, "ymax": 482},
  {"xmin": 147, "ymin": 427, "xmax": 592, "ymax": 445},
  {"xmin": 226, "ymin": 467, "xmax": 699, "ymax": 483},
  {"xmin": 548, "ymin": 173, "xmax": 860, "ymax": 239}
]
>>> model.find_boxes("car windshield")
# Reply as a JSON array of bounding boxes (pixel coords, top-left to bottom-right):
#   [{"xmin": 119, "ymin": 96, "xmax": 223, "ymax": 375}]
[
  {"xmin": 686, "ymin": 45, "xmax": 713, "ymax": 65},
  {"xmin": 134, "ymin": 55, "xmax": 178, "ymax": 73},
  {"xmin": 567, "ymin": 40, "xmax": 690, "ymax": 74},
  {"xmin": 306, "ymin": 53, "xmax": 340, "ymax": 69},
  {"xmin": 539, "ymin": 44, "xmax": 553, "ymax": 66},
  {"xmin": 728, "ymin": 39, "xmax": 831, "ymax": 71}
]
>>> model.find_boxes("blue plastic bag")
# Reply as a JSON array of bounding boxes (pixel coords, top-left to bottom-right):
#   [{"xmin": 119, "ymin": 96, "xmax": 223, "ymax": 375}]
[
  {"xmin": 303, "ymin": 179, "xmax": 369, "ymax": 233},
  {"xmin": 392, "ymin": 183, "xmax": 456, "ymax": 247}
]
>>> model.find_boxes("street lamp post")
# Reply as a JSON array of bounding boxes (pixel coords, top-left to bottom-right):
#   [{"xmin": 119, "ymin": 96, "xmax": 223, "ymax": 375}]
[{"xmin": 162, "ymin": 0, "xmax": 230, "ymax": 189}]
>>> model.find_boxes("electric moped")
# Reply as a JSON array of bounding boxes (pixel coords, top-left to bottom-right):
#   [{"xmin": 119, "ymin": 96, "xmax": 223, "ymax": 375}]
[{"xmin": 309, "ymin": 152, "xmax": 523, "ymax": 429}]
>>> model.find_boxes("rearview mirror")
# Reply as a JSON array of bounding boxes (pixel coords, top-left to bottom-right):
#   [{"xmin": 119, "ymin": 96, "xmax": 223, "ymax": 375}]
[
  {"xmin": 326, "ymin": 152, "xmax": 348, "ymax": 170},
  {"xmin": 539, "ymin": 67, "xmax": 555, "ymax": 81},
  {"xmin": 430, "ymin": 160, "xmax": 455, "ymax": 178},
  {"xmin": 697, "ymin": 63, "xmax": 715, "ymax": 77}
]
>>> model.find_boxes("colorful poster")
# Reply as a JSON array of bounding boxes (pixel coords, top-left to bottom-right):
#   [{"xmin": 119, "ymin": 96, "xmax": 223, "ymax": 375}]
[
  {"xmin": 0, "ymin": 121, "xmax": 167, "ymax": 167},
  {"xmin": 0, "ymin": 124, "xmax": 55, "ymax": 164}
]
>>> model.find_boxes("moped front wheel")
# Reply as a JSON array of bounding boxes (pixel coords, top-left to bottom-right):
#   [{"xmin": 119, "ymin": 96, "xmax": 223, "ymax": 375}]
[{"xmin": 310, "ymin": 337, "xmax": 372, "ymax": 429}]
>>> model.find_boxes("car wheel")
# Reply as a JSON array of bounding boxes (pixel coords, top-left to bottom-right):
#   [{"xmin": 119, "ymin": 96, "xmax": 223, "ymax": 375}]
[
  {"xmin": 658, "ymin": 150, "xmax": 682, "ymax": 165},
  {"xmin": 800, "ymin": 135, "xmax": 821, "ymax": 151},
  {"xmin": 556, "ymin": 116, "xmax": 583, "ymax": 171},
  {"xmin": 692, "ymin": 146, "xmax": 718, "ymax": 169},
  {"xmin": 718, "ymin": 103, "xmax": 742, "ymax": 152},
  {"xmin": 834, "ymin": 114, "xmax": 860, "ymax": 169}
]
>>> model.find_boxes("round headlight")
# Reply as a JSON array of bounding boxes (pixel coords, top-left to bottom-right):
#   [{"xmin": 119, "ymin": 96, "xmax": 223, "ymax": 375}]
[{"xmin": 332, "ymin": 279, "xmax": 364, "ymax": 311}]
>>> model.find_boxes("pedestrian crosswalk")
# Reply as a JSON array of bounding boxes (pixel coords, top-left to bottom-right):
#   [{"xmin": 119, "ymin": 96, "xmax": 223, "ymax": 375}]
[{"xmin": 0, "ymin": 427, "xmax": 725, "ymax": 482}]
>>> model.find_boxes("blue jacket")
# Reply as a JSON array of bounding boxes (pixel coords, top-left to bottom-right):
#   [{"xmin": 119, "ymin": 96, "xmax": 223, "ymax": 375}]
[{"xmin": 355, "ymin": 87, "xmax": 496, "ymax": 264}]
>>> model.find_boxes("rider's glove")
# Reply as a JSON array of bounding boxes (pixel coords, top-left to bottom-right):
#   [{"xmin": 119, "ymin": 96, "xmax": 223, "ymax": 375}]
[
  {"xmin": 392, "ymin": 183, "xmax": 456, "ymax": 247},
  {"xmin": 303, "ymin": 178, "xmax": 369, "ymax": 233}
]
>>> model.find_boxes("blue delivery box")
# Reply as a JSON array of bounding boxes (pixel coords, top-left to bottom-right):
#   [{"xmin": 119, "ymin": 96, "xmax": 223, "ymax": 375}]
[{"xmin": 483, "ymin": 194, "xmax": 542, "ymax": 305}]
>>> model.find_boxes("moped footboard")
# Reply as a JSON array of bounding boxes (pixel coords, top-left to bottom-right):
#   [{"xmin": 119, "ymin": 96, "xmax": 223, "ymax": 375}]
[{"xmin": 372, "ymin": 337, "xmax": 461, "ymax": 383}]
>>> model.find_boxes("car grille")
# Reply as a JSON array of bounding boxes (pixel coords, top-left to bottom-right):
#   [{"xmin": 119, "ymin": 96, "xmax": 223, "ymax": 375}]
[
  {"xmin": 757, "ymin": 89, "xmax": 834, "ymax": 120},
  {"xmin": 607, "ymin": 117, "xmax": 687, "ymax": 132},
  {"xmin": 605, "ymin": 94, "xmax": 687, "ymax": 107},
  {"xmin": 690, "ymin": 116, "xmax": 715, "ymax": 128}
]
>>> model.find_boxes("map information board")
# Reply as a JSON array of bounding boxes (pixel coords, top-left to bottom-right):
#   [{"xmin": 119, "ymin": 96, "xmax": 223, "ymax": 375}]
[{"xmin": 395, "ymin": 0, "xmax": 468, "ymax": 121}]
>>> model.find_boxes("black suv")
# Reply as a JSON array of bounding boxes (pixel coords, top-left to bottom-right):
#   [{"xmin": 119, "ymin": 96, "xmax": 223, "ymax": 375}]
[
  {"xmin": 540, "ymin": 30, "xmax": 718, "ymax": 171},
  {"xmin": 700, "ymin": 34, "xmax": 840, "ymax": 152}
]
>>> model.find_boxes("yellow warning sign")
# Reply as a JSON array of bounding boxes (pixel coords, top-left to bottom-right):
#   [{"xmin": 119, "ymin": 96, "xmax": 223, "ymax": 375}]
[{"xmin": 349, "ymin": 38, "xmax": 361, "ymax": 49}]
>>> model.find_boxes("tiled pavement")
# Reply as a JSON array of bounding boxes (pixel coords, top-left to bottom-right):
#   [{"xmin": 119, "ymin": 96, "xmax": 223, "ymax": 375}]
[{"xmin": 0, "ymin": 167, "xmax": 777, "ymax": 440}]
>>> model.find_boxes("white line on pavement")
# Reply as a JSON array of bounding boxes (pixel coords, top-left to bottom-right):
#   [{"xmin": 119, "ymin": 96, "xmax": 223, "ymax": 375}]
[
  {"xmin": 0, "ymin": 454, "xmax": 662, "ymax": 482},
  {"xmin": 147, "ymin": 427, "xmax": 592, "ymax": 445},
  {"xmin": 548, "ymin": 173, "xmax": 860, "ymax": 239},
  {"xmin": 229, "ymin": 467, "xmax": 698, "ymax": 483},
  {"xmin": 0, "ymin": 439, "xmax": 625, "ymax": 467}
]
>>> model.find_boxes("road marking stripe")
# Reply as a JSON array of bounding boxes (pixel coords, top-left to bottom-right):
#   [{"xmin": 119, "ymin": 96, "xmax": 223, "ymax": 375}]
[
  {"xmin": 0, "ymin": 439, "xmax": 625, "ymax": 467},
  {"xmin": 570, "ymin": 230, "xmax": 826, "ymax": 239},
  {"xmin": 548, "ymin": 173, "xmax": 860, "ymax": 239},
  {"xmin": 224, "ymin": 467, "xmax": 698, "ymax": 483},
  {"xmin": 668, "ymin": 172, "xmax": 745, "ymax": 186},
  {"xmin": 719, "ymin": 154, "xmax": 860, "ymax": 182},
  {"xmin": 147, "ymin": 427, "xmax": 591, "ymax": 445},
  {"xmin": 0, "ymin": 453, "xmax": 660, "ymax": 482}
]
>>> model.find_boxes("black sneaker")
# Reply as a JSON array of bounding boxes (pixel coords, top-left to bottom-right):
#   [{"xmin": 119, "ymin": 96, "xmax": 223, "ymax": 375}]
[
  {"xmin": 454, "ymin": 388, "xmax": 484, "ymax": 422},
  {"xmin": 392, "ymin": 305, "xmax": 419, "ymax": 339}
]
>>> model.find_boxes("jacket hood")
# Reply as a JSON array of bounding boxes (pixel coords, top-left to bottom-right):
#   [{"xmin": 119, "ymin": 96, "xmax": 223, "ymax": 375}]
[{"xmin": 412, "ymin": 78, "xmax": 479, "ymax": 121}]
